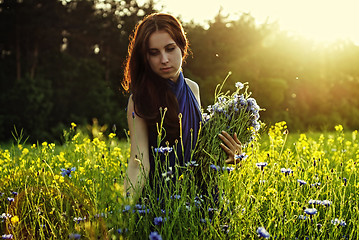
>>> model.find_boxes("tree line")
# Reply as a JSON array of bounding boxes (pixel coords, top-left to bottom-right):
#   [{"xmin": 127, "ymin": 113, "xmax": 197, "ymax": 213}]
[{"xmin": 1, "ymin": 0, "xmax": 359, "ymax": 142}]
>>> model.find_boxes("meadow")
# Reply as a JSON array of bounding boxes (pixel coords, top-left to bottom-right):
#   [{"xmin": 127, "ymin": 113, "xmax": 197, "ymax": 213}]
[{"xmin": 0, "ymin": 121, "xmax": 358, "ymax": 239}]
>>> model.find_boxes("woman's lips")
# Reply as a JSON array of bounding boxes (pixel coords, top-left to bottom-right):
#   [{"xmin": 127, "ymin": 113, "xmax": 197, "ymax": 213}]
[{"xmin": 160, "ymin": 67, "xmax": 172, "ymax": 72}]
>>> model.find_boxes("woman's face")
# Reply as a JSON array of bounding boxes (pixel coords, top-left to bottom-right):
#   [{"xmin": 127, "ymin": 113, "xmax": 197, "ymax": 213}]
[{"xmin": 147, "ymin": 30, "xmax": 183, "ymax": 82}]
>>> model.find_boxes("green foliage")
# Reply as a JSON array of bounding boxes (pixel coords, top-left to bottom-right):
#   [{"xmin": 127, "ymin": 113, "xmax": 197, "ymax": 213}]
[{"xmin": 1, "ymin": 123, "xmax": 359, "ymax": 239}]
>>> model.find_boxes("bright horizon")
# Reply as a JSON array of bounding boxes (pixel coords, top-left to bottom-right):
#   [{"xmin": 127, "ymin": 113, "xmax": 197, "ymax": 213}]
[{"xmin": 143, "ymin": 0, "xmax": 359, "ymax": 45}]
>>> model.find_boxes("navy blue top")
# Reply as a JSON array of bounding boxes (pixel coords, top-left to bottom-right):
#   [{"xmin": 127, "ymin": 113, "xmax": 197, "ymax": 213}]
[{"xmin": 147, "ymin": 72, "xmax": 202, "ymax": 189}]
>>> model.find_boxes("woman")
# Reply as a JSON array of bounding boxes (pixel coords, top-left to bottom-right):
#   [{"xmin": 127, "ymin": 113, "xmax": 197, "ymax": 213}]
[{"xmin": 122, "ymin": 13, "xmax": 241, "ymax": 200}]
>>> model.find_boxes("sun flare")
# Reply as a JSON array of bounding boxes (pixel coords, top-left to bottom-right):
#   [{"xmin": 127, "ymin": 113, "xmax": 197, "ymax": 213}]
[{"xmin": 153, "ymin": 0, "xmax": 359, "ymax": 44}]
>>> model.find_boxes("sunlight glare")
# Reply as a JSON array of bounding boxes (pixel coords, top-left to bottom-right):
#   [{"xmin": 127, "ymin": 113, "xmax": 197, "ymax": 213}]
[{"xmin": 148, "ymin": 0, "xmax": 359, "ymax": 44}]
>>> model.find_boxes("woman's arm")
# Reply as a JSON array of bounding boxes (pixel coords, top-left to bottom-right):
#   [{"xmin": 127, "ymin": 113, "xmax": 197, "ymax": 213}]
[{"xmin": 124, "ymin": 95, "xmax": 150, "ymax": 200}]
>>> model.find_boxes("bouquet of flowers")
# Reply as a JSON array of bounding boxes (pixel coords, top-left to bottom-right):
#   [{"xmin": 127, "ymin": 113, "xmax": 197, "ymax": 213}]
[{"xmin": 193, "ymin": 72, "xmax": 263, "ymax": 188}]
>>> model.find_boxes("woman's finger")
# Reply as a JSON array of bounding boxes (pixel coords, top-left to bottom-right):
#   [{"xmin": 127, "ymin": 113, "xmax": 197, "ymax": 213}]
[
  {"xmin": 218, "ymin": 133, "xmax": 234, "ymax": 150},
  {"xmin": 233, "ymin": 132, "xmax": 242, "ymax": 145},
  {"xmin": 219, "ymin": 143, "xmax": 232, "ymax": 155}
]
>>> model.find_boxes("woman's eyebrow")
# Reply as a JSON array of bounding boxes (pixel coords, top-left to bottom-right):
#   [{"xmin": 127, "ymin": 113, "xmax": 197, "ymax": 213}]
[{"xmin": 148, "ymin": 43, "xmax": 176, "ymax": 51}]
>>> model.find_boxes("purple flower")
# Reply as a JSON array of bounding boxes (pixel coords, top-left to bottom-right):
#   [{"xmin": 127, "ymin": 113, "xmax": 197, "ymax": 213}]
[
  {"xmin": 69, "ymin": 233, "xmax": 81, "ymax": 239},
  {"xmin": 61, "ymin": 167, "xmax": 76, "ymax": 177},
  {"xmin": 149, "ymin": 231, "xmax": 162, "ymax": 240},
  {"xmin": 256, "ymin": 227, "xmax": 270, "ymax": 238},
  {"xmin": 304, "ymin": 208, "xmax": 318, "ymax": 215}
]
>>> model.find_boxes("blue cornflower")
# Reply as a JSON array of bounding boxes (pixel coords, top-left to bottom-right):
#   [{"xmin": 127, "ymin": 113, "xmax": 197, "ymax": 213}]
[
  {"xmin": 256, "ymin": 227, "xmax": 270, "ymax": 239},
  {"xmin": 234, "ymin": 153, "xmax": 248, "ymax": 161},
  {"xmin": 0, "ymin": 213, "xmax": 12, "ymax": 220},
  {"xmin": 0, "ymin": 192, "xmax": 3, "ymax": 197},
  {"xmin": 170, "ymin": 194, "xmax": 181, "ymax": 200},
  {"xmin": 135, "ymin": 204, "xmax": 146, "ymax": 210},
  {"xmin": 343, "ymin": 178, "xmax": 347, "ymax": 186},
  {"xmin": 322, "ymin": 200, "xmax": 332, "ymax": 206},
  {"xmin": 69, "ymin": 233, "xmax": 81, "ymax": 239},
  {"xmin": 304, "ymin": 208, "xmax": 318, "ymax": 215},
  {"xmin": 122, "ymin": 205, "xmax": 131, "ymax": 213},
  {"xmin": 222, "ymin": 166, "xmax": 235, "ymax": 172},
  {"xmin": 61, "ymin": 167, "xmax": 76, "ymax": 177},
  {"xmin": 210, "ymin": 164, "xmax": 219, "ymax": 171},
  {"xmin": 200, "ymin": 218, "xmax": 211, "ymax": 223},
  {"xmin": 280, "ymin": 168, "xmax": 293, "ymax": 175},
  {"xmin": 185, "ymin": 161, "xmax": 199, "ymax": 167},
  {"xmin": 311, "ymin": 182, "xmax": 321, "ymax": 187},
  {"xmin": 7, "ymin": 198, "xmax": 14, "ymax": 203},
  {"xmin": 308, "ymin": 199, "xmax": 322, "ymax": 205},
  {"xmin": 149, "ymin": 231, "xmax": 162, "ymax": 240},
  {"xmin": 11, "ymin": 191, "xmax": 18, "ymax": 196},
  {"xmin": 117, "ymin": 228, "xmax": 128, "ymax": 234},
  {"xmin": 235, "ymin": 82, "xmax": 244, "ymax": 89},
  {"xmin": 256, "ymin": 162, "xmax": 268, "ymax": 170},
  {"xmin": 154, "ymin": 216, "xmax": 165, "ymax": 226},
  {"xmin": 1, "ymin": 234, "xmax": 13, "ymax": 239},
  {"xmin": 154, "ymin": 146, "xmax": 173, "ymax": 154},
  {"xmin": 73, "ymin": 217, "xmax": 86, "ymax": 224},
  {"xmin": 297, "ymin": 179, "xmax": 307, "ymax": 185},
  {"xmin": 298, "ymin": 215, "xmax": 307, "ymax": 220}
]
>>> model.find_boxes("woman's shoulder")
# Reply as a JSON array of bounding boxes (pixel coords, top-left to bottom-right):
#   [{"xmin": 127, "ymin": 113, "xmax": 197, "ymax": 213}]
[
  {"xmin": 184, "ymin": 78, "xmax": 201, "ymax": 106},
  {"xmin": 184, "ymin": 78, "xmax": 199, "ymax": 92}
]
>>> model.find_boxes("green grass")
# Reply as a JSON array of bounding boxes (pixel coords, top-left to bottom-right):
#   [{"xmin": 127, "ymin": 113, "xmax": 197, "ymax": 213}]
[{"xmin": 0, "ymin": 122, "xmax": 358, "ymax": 239}]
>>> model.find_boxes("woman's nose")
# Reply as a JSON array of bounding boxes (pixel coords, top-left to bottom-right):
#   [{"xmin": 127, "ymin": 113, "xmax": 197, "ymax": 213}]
[{"xmin": 161, "ymin": 53, "xmax": 169, "ymax": 63}]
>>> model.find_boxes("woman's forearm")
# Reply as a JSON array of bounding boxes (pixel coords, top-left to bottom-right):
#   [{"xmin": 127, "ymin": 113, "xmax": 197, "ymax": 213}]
[{"xmin": 124, "ymin": 156, "xmax": 149, "ymax": 200}]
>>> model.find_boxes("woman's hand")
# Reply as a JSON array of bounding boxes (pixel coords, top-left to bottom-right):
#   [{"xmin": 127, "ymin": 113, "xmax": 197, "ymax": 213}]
[{"xmin": 218, "ymin": 130, "xmax": 242, "ymax": 164}]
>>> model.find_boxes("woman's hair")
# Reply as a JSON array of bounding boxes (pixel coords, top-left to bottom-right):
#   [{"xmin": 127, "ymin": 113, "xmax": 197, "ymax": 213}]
[{"xmin": 123, "ymin": 13, "xmax": 190, "ymax": 141}]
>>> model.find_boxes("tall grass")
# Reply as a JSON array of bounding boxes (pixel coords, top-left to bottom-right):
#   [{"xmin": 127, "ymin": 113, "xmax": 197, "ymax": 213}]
[{"xmin": 0, "ymin": 122, "xmax": 358, "ymax": 239}]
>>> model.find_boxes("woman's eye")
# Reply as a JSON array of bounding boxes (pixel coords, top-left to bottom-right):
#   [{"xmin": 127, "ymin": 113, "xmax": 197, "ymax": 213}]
[
  {"xmin": 166, "ymin": 47, "xmax": 175, "ymax": 52},
  {"xmin": 149, "ymin": 51, "xmax": 159, "ymax": 56}
]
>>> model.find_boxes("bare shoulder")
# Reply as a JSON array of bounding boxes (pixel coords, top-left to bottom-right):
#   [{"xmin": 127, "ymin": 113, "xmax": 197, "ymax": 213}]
[
  {"xmin": 185, "ymin": 78, "xmax": 199, "ymax": 93},
  {"xmin": 185, "ymin": 78, "xmax": 201, "ymax": 107},
  {"xmin": 127, "ymin": 94, "xmax": 134, "ymax": 115}
]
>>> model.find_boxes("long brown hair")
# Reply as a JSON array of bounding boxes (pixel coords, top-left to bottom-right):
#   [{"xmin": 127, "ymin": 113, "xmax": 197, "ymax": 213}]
[{"xmin": 123, "ymin": 13, "xmax": 190, "ymax": 140}]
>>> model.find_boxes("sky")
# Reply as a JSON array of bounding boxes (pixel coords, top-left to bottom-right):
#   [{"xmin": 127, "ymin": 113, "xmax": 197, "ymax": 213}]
[{"xmin": 141, "ymin": 0, "xmax": 359, "ymax": 44}]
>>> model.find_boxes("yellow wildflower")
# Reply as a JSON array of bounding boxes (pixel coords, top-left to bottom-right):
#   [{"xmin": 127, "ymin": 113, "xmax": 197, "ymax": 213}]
[
  {"xmin": 109, "ymin": 133, "xmax": 116, "ymax": 139},
  {"xmin": 11, "ymin": 215, "xmax": 19, "ymax": 225},
  {"xmin": 71, "ymin": 122, "xmax": 77, "ymax": 129},
  {"xmin": 22, "ymin": 148, "xmax": 29, "ymax": 155},
  {"xmin": 335, "ymin": 124, "xmax": 343, "ymax": 132}
]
